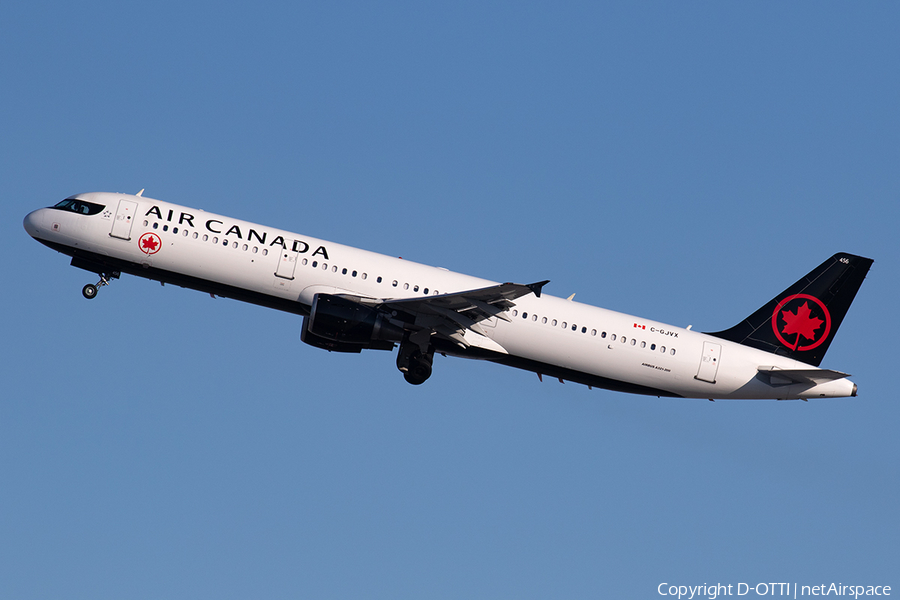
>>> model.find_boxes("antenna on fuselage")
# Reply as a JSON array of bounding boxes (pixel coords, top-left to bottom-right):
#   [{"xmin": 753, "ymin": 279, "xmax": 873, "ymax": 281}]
[{"xmin": 136, "ymin": 189, "xmax": 145, "ymax": 197}]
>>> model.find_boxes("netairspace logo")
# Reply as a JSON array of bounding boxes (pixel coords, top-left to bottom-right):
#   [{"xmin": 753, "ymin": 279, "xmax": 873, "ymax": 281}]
[{"xmin": 657, "ymin": 583, "xmax": 891, "ymax": 600}]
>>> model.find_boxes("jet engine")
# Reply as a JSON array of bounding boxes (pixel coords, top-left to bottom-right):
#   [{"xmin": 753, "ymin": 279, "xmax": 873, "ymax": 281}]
[{"xmin": 301, "ymin": 293, "xmax": 403, "ymax": 352}]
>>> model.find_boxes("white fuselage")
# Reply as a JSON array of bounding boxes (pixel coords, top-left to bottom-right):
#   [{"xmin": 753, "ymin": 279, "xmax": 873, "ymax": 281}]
[{"xmin": 23, "ymin": 192, "xmax": 858, "ymax": 400}]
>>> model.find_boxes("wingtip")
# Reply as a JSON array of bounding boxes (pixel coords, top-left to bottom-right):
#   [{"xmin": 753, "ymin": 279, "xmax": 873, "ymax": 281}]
[{"xmin": 527, "ymin": 280, "xmax": 550, "ymax": 298}]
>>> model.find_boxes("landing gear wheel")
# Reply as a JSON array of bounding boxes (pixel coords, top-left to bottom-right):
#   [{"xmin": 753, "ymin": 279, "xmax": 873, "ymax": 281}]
[
  {"xmin": 81, "ymin": 271, "xmax": 119, "ymax": 299},
  {"xmin": 397, "ymin": 339, "xmax": 434, "ymax": 385},
  {"xmin": 403, "ymin": 358, "xmax": 433, "ymax": 385}
]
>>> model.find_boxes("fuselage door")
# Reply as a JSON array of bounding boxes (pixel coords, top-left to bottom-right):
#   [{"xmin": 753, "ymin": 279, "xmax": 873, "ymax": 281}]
[
  {"xmin": 695, "ymin": 341, "xmax": 721, "ymax": 383},
  {"xmin": 275, "ymin": 243, "xmax": 299, "ymax": 280},
  {"xmin": 110, "ymin": 199, "xmax": 138, "ymax": 240}
]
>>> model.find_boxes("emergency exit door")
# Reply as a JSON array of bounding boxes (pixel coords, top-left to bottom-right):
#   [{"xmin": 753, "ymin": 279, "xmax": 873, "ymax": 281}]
[
  {"xmin": 695, "ymin": 341, "xmax": 721, "ymax": 383},
  {"xmin": 110, "ymin": 199, "xmax": 137, "ymax": 240},
  {"xmin": 275, "ymin": 244, "xmax": 299, "ymax": 279}
]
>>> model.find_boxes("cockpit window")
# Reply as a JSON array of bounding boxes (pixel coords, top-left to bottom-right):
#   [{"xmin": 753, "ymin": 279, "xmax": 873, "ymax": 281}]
[{"xmin": 51, "ymin": 199, "xmax": 105, "ymax": 216}]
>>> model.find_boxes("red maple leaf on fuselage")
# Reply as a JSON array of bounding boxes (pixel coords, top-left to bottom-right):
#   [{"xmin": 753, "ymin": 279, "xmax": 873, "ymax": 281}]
[
  {"xmin": 141, "ymin": 236, "xmax": 159, "ymax": 252},
  {"xmin": 781, "ymin": 301, "xmax": 824, "ymax": 342}
]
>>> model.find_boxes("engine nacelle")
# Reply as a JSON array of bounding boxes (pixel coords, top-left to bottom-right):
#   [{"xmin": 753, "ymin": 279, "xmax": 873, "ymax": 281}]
[
  {"xmin": 301, "ymin": 318, "xmax": 365, "ymax": 353},
  {"xmin": 304, "ymin": 293, "xmax": 403, "ymax": 350}
]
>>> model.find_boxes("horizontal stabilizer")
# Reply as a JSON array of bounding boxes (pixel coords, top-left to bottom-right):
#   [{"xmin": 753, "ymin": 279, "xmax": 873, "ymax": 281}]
[{"xmin": 757, "ymin": 366, "xmax": 850, "ymax": 385}]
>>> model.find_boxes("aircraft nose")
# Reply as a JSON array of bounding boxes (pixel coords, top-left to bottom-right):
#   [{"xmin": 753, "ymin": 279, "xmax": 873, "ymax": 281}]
[{"xmin": 23, "ymin": 209, "xmax": 45, "ymax": 237}]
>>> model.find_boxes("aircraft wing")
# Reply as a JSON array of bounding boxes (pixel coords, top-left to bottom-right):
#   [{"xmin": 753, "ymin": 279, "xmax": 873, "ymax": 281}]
[{"xmin": 347, "ymin": 280, "xmax": 549, "ymax": 353}]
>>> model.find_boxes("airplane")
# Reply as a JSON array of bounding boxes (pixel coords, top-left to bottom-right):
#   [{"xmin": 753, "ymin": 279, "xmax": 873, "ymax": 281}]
[{"xmin": 23, "ymin": 191, "xmax": 873, "ymax": 400}]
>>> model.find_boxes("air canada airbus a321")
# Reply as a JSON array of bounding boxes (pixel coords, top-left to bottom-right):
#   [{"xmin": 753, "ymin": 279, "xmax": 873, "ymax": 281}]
[{"xmin": 24, "ymin": 192, "xmax": 873, "ymax": 399}]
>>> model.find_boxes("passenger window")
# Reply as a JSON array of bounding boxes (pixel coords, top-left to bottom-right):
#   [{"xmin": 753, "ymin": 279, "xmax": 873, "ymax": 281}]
[
  {"xmin": 641, "ymin": 341, "xmax": 646, "ymax": 348},
  {"xmin": 660, "ymin": 346, "xmax": 666, "ymax": 353},
  {"xmin": 173, "ymin": 227, "xmax": 178, "ymax": 234},
  {"xmin": 193, "ymin": 232, "xmax": 198, "ymax": 239},
  {"xmin": 631, "ymin": 339, "xmax": 636, "ymax": 345},
  {"xmin": 163, "ymin": 225, "xmax": 168, "ymax": 232},
  {"xmin": 242, "ymin": 244, "xmax": 247, "ymax": 250},
  {"xmin": 522, "ymin": 312, "xmax": 528, "ymax": 319},
  {"xmin": 252, "ymin": 247, "xmax": 258, "ymax": 254},
  {"xmin": 543, "ymin": 317, "xmax": 548, "ymax": 324},
  {"xmin": 361, "ymin": 273, "xmax": 367, "ymax": 280},
  {"xmin": 322, "ymin": 263, "xmax": 328, "ymax": 270},
  {"xmin": 184, "ymin": 230, "xmax": 189, "ymax": 237},
  {"xmin": 352, "ymin": 270, "xmax": 357, "ymax": 277},
  {"xmin": 611, "ymin": 334, "xmax": 617, "ymax": 341},
  {"xmin": 342, "ymin": 268, "xmax": 347, "ymax": 275},
  {"xmin": 562, "ymin": 322, "xmax": 567, "ymax": 329},
  {"xmin": 591, "ymin": 329, "xmax": 596, "ymax": 336},
  {"xmin": 143, "ymin": 220, "xmax": 148, "ymax": 226},
  {"xmin": 532, "ymin": 314, "xmax": 538, "ymax": 321},
  {"xmin": 601, "ymin": 332, "xmax": 607, "ymax": 338},
  {"xmin": 512, "ymin": 310, "xmax": 518, "ymax": 317},
  {"xmin": 213, "ymin": 237, "xmax": 218, "ymax": 244},
  {"xmin": 312, "ymin": 261, "xmax": 317, "ymax": 268},
  {"xmin": 377, "ymin": 277, "xmax": 383, "ymax": 283},
  {"xmin": 423, "ymin": 288, "xmax": 428, "ymax": 294},
  {"xmin": 392, "ymin": 280, "xmax": 398, "ymax": 287},
  {"xmin": 414, "ymin": 285, "xmax": 419, "ymax": 292},
  {"xmin": 202, "ymin": 234, "xmax": 208, "ymax": 241},
  {"xmin": 332, "ymin": 266, "xmax": 338, "ymax": 272},
  {"xmin": 403, "ymin": 283, "xmax": 409, "ymax": 290},
  {"xmin": 262, "ymin": 249, "xmax": 268, "ymax": 256},
  {"xmin": 153, "ymin": 223, "xmax": 159, "ymax": 229},
  {"xmin": 650, "ymin": 344, "xmax": 656, "ymax": 350},
  {"xmin": 302, "ymin": 258, "xmax": 307, "ymax": 265},
  {"xmin": 670, "ymin": 348, "xmax": 676, "ymax": 355},
  {"xmin": 621, "ymin": 336, "xmax": 626, "ymax": 343},
  {"xmin": 233, "ymin": 242, "xmax": 238, "ymax": 248}
]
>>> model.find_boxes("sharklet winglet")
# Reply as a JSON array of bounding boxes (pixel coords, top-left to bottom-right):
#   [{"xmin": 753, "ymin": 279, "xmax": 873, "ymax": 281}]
[{"xmin": 527, "ymin": 280, "xmax": 550, "ymax": 298}]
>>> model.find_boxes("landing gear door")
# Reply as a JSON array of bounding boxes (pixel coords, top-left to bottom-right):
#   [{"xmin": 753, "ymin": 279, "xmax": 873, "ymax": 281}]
[
  {"xmin": 695, "ymin": 341, "xmax": 721, "ymax": 383},
  {"xmin": 110, "ymin": 199, "xmax": 138, "ymax": 240},
  {"xmin": 275, "ymin": 243, "xmax": 299, "ymax": 280}
]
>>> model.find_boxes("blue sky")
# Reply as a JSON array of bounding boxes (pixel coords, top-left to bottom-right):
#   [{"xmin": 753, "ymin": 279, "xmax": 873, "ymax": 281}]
[{"xmin": 2, "ymin": 2, "xmax": 897, "ymax": 598}]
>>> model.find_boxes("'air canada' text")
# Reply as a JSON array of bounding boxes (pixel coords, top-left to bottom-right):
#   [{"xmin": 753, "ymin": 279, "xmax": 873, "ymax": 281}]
[{"xmin": 145, "ymin": 205, "xmax": 329, "ymax": 259}]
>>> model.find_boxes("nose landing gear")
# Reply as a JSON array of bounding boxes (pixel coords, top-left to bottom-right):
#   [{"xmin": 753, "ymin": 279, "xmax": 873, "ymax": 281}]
[{"xmin": 82, "ymin": 271, "xmax": 120, "ymax": 299}]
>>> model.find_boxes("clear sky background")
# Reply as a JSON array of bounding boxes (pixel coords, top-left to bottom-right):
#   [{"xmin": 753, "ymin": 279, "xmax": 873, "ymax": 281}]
[{"xmin": 1, "ymin": 2, "xmax": 897, "ymax": 598}]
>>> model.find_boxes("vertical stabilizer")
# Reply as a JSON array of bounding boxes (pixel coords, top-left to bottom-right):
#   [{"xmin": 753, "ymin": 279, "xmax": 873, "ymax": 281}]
[{"xmin": 706, "ymin": 253, "xmax": 873, "ymax": 366}]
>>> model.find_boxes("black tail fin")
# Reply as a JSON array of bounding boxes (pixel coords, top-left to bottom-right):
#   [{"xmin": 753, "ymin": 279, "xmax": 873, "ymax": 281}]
[{"xmin": 706, "ymin": 253, "xmax": 873, "ymax": 367}]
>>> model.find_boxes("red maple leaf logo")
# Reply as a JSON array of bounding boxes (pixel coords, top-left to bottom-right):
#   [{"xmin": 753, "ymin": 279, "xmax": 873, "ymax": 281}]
[
  {"xmin": 141, "ymin": 236, "xmax": 158, "ymax": 252},
  {"xmin": 781, "ymin": 301, "xmax": 823, "ymax": 342},
  {"xmin": 771, "ymin": 294, "xmax": 832, "ymax": 352},
  {"xmin": 139, "ymin": 233, "xmax": 161, "ymax": 255}
]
